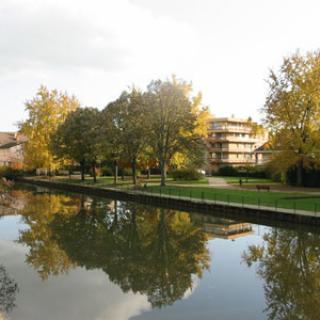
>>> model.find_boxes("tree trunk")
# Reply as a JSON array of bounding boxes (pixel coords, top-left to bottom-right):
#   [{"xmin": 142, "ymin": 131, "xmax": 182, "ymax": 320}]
[
  {"xmin": 132, "ymin": 158, "xmax": 137, "ymax": 185},
  {"xmin": 121, "ymin": 168, "xmax": 124, "ymax": 180},
  {"xmin": 160, "ymin": 159, "xmax": 167, "ymax": 187},
  {"xmin": 114, "ymin": 160, "xmax": 118, "ymax": 185},
  {"xmin": 80, "ymin": 161, "xmax": 85, "ymax": 181},
  {"xmin": 147, "ymin": 168, "xmax": 150, "ymax": 179},
  {"xmin": 297, "ymin": 160, "xmax": 303, "ymax": 186},
  {"xmin": 92, "ymin": 162, "xmax": 97, "ymax": 183}
]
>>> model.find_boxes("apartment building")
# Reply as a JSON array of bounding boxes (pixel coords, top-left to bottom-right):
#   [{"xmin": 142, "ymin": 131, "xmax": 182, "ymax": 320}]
[
  {"xmin": 206, "ymin": 117, "xmax": 268, "ymax": 172},
  {"xmin": 0, "ymin": 132, "xmax": 26, "ymax": 168}
]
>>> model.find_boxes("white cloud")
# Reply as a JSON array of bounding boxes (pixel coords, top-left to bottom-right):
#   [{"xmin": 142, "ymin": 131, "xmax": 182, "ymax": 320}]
[
  {"xmin": 0, "ymin": 0, "xmax": 199, "ymax": 130},
  {"xmin": 0, "ymin": 0, "xmax": 198, "ymax": 75},
  {"xmin": 2, "ymin": 0, "xmax": 320, "ymax": 130}
]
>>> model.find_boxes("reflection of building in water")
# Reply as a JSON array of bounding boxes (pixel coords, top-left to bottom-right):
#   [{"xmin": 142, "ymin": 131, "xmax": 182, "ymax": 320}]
[
  {"xmin": 0, "ymin": 190, "xmax": 27, "ymax": 216},
  {"xmin": 0, "ymin": 312, "xmax": 7, "ymax": 320},
  {"xmin": 192, "ymin": 214, "xmax": 253, "ymax": 239},
  {"xmin": 0, "ymin": 206, "xmax": 16, "ymax": 216}
]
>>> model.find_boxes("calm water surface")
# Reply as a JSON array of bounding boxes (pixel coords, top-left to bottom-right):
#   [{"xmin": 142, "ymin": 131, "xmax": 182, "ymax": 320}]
[{"xmin": 0, "ymin": 185, "xmax": 318, "ymax": 320}]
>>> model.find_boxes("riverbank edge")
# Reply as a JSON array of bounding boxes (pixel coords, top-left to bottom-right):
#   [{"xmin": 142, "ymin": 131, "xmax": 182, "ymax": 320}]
[{"xmin": 16, "ymin": 177, "xmax": 320, "ymax": 227}]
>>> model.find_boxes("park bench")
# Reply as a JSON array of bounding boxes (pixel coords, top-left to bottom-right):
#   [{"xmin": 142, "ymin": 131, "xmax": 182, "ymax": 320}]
[{"xmin": 256, "ymin": 185, "xmax": 270, "ymax": 191}]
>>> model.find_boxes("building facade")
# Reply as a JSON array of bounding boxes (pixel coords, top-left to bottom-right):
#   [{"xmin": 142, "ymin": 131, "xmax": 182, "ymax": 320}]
[
  {"xmin": 206, "ymin": 117, "xmax": 268, "ymax": 172},
  {"xmin": 253, "ymin": 142, "xmax": 273, "ymax": 165},
  {"xmin": 0, "ymin": 132, "xmax": 26, "ymax": 168}
]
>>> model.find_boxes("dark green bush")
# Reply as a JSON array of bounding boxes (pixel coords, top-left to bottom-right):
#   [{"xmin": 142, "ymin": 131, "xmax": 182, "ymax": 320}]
[
  {"xmin": 216, "ymin": 165, "xmax": 239, "ymax": 177},
  {"xmin": 0, "ymin": 167, "xmax": 26, "ymax": 180},
  {"xmin": 215, "ymin": 165, "xmax": 269, "ymax": 178},
  {"xmin": 101, "ymin": 166, "xmax": 113, "ymax": 176},
  {"xmin": 171, "ymin": 169, "xmax": 203, "ymax": 180},
  {"xmin": 242, "ymin": 166, "xmax": 268, "ymax": 178},
  {"xmin": 119, "ymin": 168, "xmax": 133, "ymax": 177},
  {"xmin": 287, "ymin": 166, "xmax": 320, "ymax": 187}
]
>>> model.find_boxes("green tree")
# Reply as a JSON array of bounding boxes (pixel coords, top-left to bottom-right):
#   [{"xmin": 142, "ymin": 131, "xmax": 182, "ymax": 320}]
[
  {"xmin": 100, "ymin": 101, "xmax": 124, "ymax": 184},
  {"xmin": 101, "ymin": 89, "xmax": 148, "ymax": 185},
  {"xmin": 51, "ymin": 107, "xmax": 101, "ymax": 182},
  {"xmin": 20, "ymin": 86, "xmax": 79, "ymax": 173},
  {"xmin": 145, "ymin": 77, "xmax": 208, "ymax": 186},
  {"xmin": 263, "ymin": 51, "xmax": 320, "ymax": 186}
]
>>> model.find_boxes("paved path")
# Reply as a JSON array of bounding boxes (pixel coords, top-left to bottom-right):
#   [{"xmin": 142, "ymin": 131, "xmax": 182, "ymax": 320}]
[{"xmin": 208, "ymin": 177, "xmax": 234, "ymax": 188}]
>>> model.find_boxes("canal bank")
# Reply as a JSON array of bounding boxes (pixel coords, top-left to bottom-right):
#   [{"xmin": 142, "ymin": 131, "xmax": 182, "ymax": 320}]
[{"xmin": 17, "ymin": 177, "xmax": 320, "ymax": 227}]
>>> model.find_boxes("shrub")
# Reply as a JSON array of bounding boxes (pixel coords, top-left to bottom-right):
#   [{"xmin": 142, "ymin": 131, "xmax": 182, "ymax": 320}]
[
  {"xmin": 241, "ymin": 166, "xmax": 268, "ymax": 179},
  {"xmin": 216, "ymin": 165, "xmax": 239, "ymax": 177},
  {"xmin": 0, "ymin": 167, "xmax": 26, "ymax": 180},
  {"xmin": 215, "ymin": 165, "xmax": 270, "ymax": 178},
  {"xmin": 286, "ymin": 166, "xmax": 320, "ymax": 187},
  {"xmin": 101, "ymin": 166, "xmax": 113, "ymax": 176},
  {"xmin": 171, "ymin": 169, "xmax": 204, "ymax": 180},
  {"xmin": 119, "ymin": 168, "xmax": 133, "ymax": 177}
]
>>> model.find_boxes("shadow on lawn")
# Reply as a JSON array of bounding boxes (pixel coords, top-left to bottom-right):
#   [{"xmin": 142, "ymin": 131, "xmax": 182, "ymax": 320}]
[{"xmin": 280, "ymin": 195, "xmax": 320, "ymax": 200}]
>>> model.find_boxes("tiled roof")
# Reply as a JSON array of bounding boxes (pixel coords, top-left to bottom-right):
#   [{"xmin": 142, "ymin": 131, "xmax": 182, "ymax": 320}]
[
  {"xmin": 0, "ymin": 132, "xmax": 27, "ymax": 149},
  {"xmin": 255, "ymin": 141, "xmax": 272, "ymax": 151}
]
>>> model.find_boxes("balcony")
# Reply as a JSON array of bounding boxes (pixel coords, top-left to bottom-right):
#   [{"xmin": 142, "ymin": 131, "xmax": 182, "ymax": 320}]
[
  {"xmin": 209, "ymin": 158, "xmax": 255, "ymax": 164},
  {"xmin": 210, "ymin": 126, "xmax": 252, "ymax": 133},
  {"xmin": 209, "ymin": 147, "xmax": 254, "ymax": 153},
  {"xmin": 208, "ymin": 136, "xmax": 257, "ymax": 143}
]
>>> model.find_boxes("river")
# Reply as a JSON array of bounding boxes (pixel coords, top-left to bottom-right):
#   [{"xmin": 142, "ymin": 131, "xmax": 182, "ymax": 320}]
[{"xmin": 0, "ymin": 184, "xmax": 318, "ymax": 320}]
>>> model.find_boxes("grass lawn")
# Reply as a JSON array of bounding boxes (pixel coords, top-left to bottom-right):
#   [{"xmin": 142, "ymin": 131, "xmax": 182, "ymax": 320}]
[
  {"xmin": 53, "ymin": 175, "xmax": 209, "ymax": 187},
  {"xmin": 50, "ymin": 175, "xmax": 320, "ymax": 212},
  {"xmin": 145, "ymin": 185, "xmax": 320, "ymax": 213},
  {"xmin": 219, "ymin": 176, "xmax": 278, "ymax": 185}
]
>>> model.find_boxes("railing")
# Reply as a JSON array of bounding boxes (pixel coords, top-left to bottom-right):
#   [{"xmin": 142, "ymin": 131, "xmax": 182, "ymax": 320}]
[
  {"xmin": 123, "ymin": 185, "xmax": 320, "ymax": 217},
  {"xmin": 208, "ymin": 137, "xmax": 258, "ymax": 143},
  {"xmin": 209, "ymin": 147, "xmax": 254, "ymax": 152},
  {"xmin": 209, "ymin": 158, "xmax": 255, "ymax": 163},
  {"xmin": 210, "ymin": 126, "xmax": 252, "ymax": 133}
]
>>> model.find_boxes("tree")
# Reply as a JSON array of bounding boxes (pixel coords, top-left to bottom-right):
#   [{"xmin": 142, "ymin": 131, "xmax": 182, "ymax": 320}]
[
  {"xmin": 171, "ymin": 92, "xmax": 210, "ymax": 170},
  {"xmin": 145, "ymin": 77, "xmax": 208, "ymax": 186},
  {"xmin": 20, "ymin": 86, "xmax": 79, "ymax": 173},
  {"xmin": 100, "ymin": 101, "xmax": 124, "ymax": 184},
  {"xmin": 263, "ymin": 51, "xmax": 320, "ymax": 186},
  {"xmin": 101, "ymin": 89, "xmax": 148, "ymax": 185},
  {"xmin": 51, "ymin": 107, "xmax": 101, "ymax": 182}
]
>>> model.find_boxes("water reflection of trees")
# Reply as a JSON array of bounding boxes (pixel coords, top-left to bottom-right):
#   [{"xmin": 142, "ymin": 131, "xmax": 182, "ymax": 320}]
[
  {"xmin": 242, "ymin": 228, "xmax": 320, "ymax": 320},
  {"xmin": 18, "ymin": 192, "xmax": 80, "ymax": 279},
  {"xmin": 18, "ymin": 192, "xmax": 209, "ymax": 308}
]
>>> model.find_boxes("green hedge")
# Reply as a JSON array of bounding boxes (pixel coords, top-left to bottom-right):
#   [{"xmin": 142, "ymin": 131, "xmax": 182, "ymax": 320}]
[
  {"xmin": 0, "ymin": 167, "xmax": 26, "ymax": 180},
  {"xmin": 215, "ymin": 165, "xmax": 269, "ymax": 178}
]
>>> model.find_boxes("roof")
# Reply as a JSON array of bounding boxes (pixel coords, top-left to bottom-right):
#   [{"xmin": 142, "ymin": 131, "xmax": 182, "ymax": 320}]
[
  {"xmin": 210, "ymin": 117, "xmax": 255, "ymax": 124},
  {"xmin": 0, "ymin": 132, "xmax": 27, "ymax": 149},
  {"xmin": 254, "ymin": 141, "xmax": 273, "ymax": 152}
]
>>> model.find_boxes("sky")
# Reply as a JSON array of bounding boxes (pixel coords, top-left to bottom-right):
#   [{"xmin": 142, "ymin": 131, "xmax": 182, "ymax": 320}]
[{"xmin": 1, "ymin": 0, "xmax": 320, "ymax": 131}]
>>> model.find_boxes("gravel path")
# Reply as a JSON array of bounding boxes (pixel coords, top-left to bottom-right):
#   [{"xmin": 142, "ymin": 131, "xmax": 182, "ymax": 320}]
[{"xmin": 208, "ymin": 177, "xmax": 235, "ymax": 188}]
